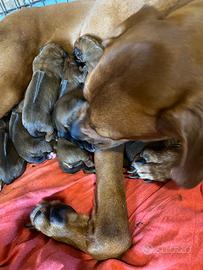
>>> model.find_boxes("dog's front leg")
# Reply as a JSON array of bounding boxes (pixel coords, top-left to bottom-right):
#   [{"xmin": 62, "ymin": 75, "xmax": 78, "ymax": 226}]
[
  {"xmin": 87, "ymin": 145, "xmax": 131, "ymax": 259},
  {"xmin": 30, "ymin": 145, "xmax": 131, "ymax": 260}
]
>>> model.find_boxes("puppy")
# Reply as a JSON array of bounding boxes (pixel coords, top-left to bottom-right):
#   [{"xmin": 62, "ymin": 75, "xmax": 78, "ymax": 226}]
[
  {"xmin": 74, "ymin": 35, "xmax": 104, "ymax": 73},
  {"xmin": 54, "ymin": 87, "xmax": 84, "ymax": 135},
  {"xmin": 53, "ymin": 86, "xmax": 95, "ymax": 153},
  {"xmin": 22, "ymin": 43, "xmax": 66, "ymax": 141},
  {"xmin": 59, "ymin": 56, "xmax": 88, "ymax": 97},
  {"xmin": 9, "ymin": 101, "xmax": 55, "ymax": 164},
  {"xmin": 125, "ymin": 141, "xmax": 146, "ymax": 163},
  {"xmin": 56, "ymin": 138, "xmax": 95, "ymax": 174},
  {"xmin": 0, "ymin": 118, "xmax": 26, "ymax": 185},
  {"xmin": 128, "ymin": 140, "xmax": 181, "ymax": 182}
]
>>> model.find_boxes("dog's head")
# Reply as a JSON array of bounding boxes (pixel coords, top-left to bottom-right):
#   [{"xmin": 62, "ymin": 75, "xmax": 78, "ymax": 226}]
[{"xmin": 71, "ymin": 6, "xmax": 203, "ymax": 188}]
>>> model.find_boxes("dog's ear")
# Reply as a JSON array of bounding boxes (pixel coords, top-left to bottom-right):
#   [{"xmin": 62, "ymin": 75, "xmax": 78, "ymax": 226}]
[
  {"xmin": 158, "ymin": 103, "xmax": 203, "ymax": 188},
  {"xmin": 102, "ymin": 6, "xmax": 161, "ymax": 47}
]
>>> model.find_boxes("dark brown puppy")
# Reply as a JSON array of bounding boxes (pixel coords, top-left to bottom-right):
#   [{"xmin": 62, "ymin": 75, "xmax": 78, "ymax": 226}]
[
  {"xmin": 56, "ymin": 138, "xmax": 94, "ymax": 174},
  {"xmin": 53, "ymin": 87, "xmax": 95, "ymax": 153},
  {"xmin": 59, "ymin": 56, "xmax": 87, "ymax": 97},
  {"xmin": 59, "ymin": 34, "xmax": 104, "ymax": 98},
  {"xmin": 74, "ymin": 35, "xmax": 104, "ymax": 73},
  {"xmin": 22, "ymin": 43, "xmax": 66, "ymax": 141},
  {"xmin": 127, "ymin": 140, "xmax": 181, "ymax": 182},
  {"xmin": 53, "ymin": 52, "xmax": 95, "ymax": 153},
  {"xmin": 0, "ymin": 118, "xmax": 26, "ymax": 185},
  {"xmin": 54, "ymin": 87, "xmax": 84, "ymax": 137},
  {"xmin": 10, "ymin": 101, "xmax": 54, "ymax": 164}
]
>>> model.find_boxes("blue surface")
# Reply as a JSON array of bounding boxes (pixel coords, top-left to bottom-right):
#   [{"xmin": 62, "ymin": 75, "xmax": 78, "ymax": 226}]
[{"xmin": 0, "ymin": 0, "xmax": 76, "ymax": 20}]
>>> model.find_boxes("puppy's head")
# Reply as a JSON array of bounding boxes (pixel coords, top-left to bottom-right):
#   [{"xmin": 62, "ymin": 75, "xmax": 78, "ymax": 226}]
[
  {"xmin": 74, "ymin": 34, "xmax": 104, "ymax": 73},
  {"xmin": 22, "ymin": 70, "xmax": 60, "ymax": 139},
  {"xmin": 54, "ymin": 88, "xmax": 83, "ymax": 131},
  {"xmin": 33, "ymin": 43, "xmax": 67, "ymax": 79},
  {"xmin": 10, "ymin": 100, "xmax": 54, "ymax": 164},
  {"xmin": 0, "ymin": 130, "xmax": 26, "ymax": 184},
  {"xmin": 56, "ymin": 138, "xmax": 94, "ymax": 174},
  {"xmin": 61, "ymin": 57, "xmax": 87, "ymax": 93}
]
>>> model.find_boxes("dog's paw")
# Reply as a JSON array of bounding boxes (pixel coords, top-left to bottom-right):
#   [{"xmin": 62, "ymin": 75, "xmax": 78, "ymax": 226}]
[
  {"xmin": 46, "ymin": 152, "xmax": 56, "ymax": 160},
  {"xmin": 128, "ymin": 148, "xmax": 180, "ymax": 182},
  {"xmin": 30, "ymin": 201, "xmax": 69, "ymax": 236},
  {"xmin": 30, "ymin": 200, "xmax": 89, "ymax": 249},
  {"xmin": 30, "ymin": 201, "xmax": 80, "ymax": 237}
]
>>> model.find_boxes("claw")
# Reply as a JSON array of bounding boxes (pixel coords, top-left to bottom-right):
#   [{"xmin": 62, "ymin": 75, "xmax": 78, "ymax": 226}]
[
  {"xmin": 25, "ymin": 223, "xmax": 35, "ymax": 229},
  {"xmin": 143, "ymin": 179, "xmax": 154, "ymax": 183},
  {"xmin": 128, "ymin": 173, "xmax": 139, "ymax": 179},
  {"xmin": 84, "ymin": 159, "xmax": 94, "ymax": 168},
  {"xmin": 127, "ymin": 167, "xmax": 137, "ymax": 174}
]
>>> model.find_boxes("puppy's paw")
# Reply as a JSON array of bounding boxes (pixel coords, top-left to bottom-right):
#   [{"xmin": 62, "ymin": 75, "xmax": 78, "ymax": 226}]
[
  {"xmin": 140, "ymin": 148, "xmax": 179, "ymax": 164},
  {"xmin": 47, "ymin": 152, "xmax": 56, "ymax": 160},
  {"xmin": 128, "ymin": 148, "xmax": 180, "ymax": 182},
  {"xmin": 128, "ymin": 162, "xmax": 169, "ymax": 182}
]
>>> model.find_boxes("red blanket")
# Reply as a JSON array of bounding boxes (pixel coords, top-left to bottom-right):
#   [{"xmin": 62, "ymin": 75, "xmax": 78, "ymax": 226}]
[{"xmin": 0, "ymin": 159, "xmax": 202, "ymax": 269}]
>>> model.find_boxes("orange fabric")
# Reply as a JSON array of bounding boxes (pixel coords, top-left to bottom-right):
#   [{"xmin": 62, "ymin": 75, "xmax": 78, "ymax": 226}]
[{"xmin": 0, "ymin": 159, "xmax": 202, "ymax": 270}]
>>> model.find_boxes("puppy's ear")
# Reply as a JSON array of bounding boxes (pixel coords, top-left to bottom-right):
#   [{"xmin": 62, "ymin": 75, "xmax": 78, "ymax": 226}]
[
  {"xmin": 158, "ymin": 104, "xmax": 203, "ymax": 188},
  {"xmin": 102, "ymin": 6, "xmax": 161, "ymax": 47}
]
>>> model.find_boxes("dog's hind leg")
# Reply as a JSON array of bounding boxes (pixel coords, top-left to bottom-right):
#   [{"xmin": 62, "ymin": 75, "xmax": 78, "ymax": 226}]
[{"xmin": 30, "ymin": 145, "xmax": 131, "ymax": 260}]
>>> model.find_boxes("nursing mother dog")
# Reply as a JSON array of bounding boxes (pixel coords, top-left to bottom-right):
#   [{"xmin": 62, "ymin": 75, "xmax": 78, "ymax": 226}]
[{"xmin": 0, "ymin": 0, "xmax": 198, "ymax": 260}]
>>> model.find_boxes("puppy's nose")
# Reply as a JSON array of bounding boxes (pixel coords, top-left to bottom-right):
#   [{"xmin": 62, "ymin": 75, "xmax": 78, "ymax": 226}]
[{"xmin": 71, "ymin": 121, "xmax": 84, "ymax": 141}]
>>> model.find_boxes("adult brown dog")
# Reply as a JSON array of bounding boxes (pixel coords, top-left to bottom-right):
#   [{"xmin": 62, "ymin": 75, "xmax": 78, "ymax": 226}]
[{"xmin": 0, "ymin": 0, "xmax": 197, "ymax": 260}]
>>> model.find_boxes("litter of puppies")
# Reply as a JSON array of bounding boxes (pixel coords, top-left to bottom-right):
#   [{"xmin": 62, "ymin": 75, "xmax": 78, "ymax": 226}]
[
  {"xmin": 0, "ymin": 34, "xmax": 161, "ymax": 188},
  {"xmin": 0, "ymin": 35, "xmax": 103, "ymax": 188}
]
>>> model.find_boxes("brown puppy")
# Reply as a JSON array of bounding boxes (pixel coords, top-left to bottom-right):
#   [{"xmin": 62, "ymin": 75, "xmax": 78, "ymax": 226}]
[
  {"xmin": 22, "ymin": 43, "xmax": 66, "ymax": 141},
  {"xmin": 56, "ymin": 138, "xmax": 95, "ymax": 174},
  {"xmin": 53, "ymin": 87, "xmax": 95, "ymax": 153},
  {"xmin": 53, "ymin": 87, "xmax": 84, "ymax": 137},
  {"xmin": 0, "ymin": 0, "xmax": 194, "ymax": 261},
  {"xmin": 59, "ymin": 34, "xmax": 104, "ymax": 97},
  {"xmin": 59, "ymin": 56, "xmax": 87, "ymax": 97},
  {"xmin": 0, "ymin": 118, "xmax": 26, "ymax": 185},
  {"xmin": 54, "ymin": 35, "xmax": 103, "ymax": 153},
  {"xmin": 127, "ymin": 140, "xmax": 181, "ymax": 181},
  {"xmin": 10, "ymin": 101, "xmax": 54, "ymax": 164},
  {"xmin": 74, "ymin": 35, "xmax": 104, "ymax": 73}
]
